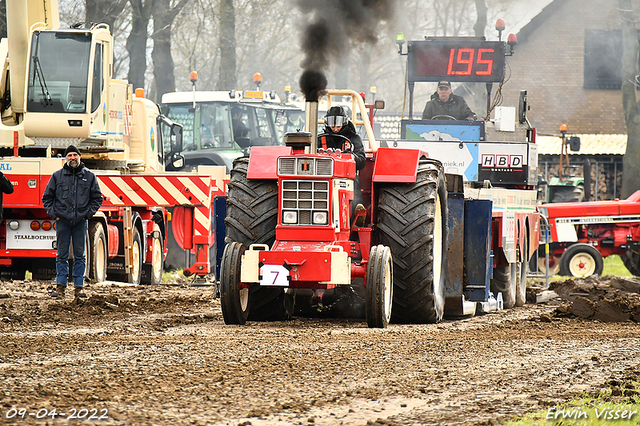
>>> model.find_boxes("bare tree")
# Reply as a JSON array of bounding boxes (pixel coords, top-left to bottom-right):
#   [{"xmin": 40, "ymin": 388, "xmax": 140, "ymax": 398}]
[
  {"xmin": 86, "ymin": 0, "xmax": 128, "ymax": 30},
  {"xmin": 619, "ymin": 0, "xmax": 640, "ymax": 198},
  {"xmin": 216, "ymin": 0, "xmax": 236, "ymax": 90},
  {"xmin": 126, "ymin": 0, "xmax": 154, "ymax": 91},
  {"xmin": 151, "ymin": 0, "xmax": 190, "ymax": 101}
]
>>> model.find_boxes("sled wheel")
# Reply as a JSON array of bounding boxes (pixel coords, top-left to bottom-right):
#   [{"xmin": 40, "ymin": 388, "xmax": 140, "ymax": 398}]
[
  {"xmin": 88, "ymin": 222, "xmax": 107, "ymax": 283},
  {"xmin": 516, "ymin": 235, "xmax": 528, "ymax": 307},
  {"xmin": 491, "ymin": 262, "xmax": 516, "ymax": 309},
  {"xmin": 365, "ymin": 245, "xmax": 393, "ymax": 328},
  {"xmin": 559, "ymin": 243, "xmax": 603, "ymax": 277},
  {"xmin": 220, "ymin": 242, "xmax": 250, "ymax": 325}
]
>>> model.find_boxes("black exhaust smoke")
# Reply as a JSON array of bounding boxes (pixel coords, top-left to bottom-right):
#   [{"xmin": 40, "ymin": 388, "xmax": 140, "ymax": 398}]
[{"xmin": 297, "ymin": 0, "xmax": 396, "ymax": 100}]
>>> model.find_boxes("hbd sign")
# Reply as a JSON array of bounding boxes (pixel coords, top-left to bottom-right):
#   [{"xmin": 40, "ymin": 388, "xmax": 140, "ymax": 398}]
[{"xmin": 481, "ymin": 154, "xmax": 524, "ymax": 169}]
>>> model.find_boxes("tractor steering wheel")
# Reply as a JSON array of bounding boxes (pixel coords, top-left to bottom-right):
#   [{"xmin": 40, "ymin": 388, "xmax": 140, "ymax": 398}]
[{"xmin": 430, "ymin": 115, "xmax": 458, "ymax": 121}]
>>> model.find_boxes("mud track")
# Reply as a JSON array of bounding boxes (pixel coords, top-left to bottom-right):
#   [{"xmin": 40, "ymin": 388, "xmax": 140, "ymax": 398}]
[{"xmin": 1, "ymin": 277, "xmax": 639, "ymax": 425}]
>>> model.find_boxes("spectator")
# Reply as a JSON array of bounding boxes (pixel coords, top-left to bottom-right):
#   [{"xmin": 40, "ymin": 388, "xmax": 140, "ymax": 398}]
[{"xmin": 42, "ymin": 145, "xmax": 103, "ymax": 299}]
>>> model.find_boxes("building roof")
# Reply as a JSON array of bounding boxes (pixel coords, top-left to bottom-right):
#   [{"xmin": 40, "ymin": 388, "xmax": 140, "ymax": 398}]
[{"xmin": 536, "ymin": 134, "xmax": 627, "ymax": 155}]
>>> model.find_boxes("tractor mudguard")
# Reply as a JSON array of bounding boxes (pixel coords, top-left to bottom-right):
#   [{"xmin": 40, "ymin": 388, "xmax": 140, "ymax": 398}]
[
  {"xmin": 247, "ymin": 146, "xmax": 292, "ymax": 179},
  {"xmin": 371, "ymin": 147, "xmax": 426, "ymax": 183}
]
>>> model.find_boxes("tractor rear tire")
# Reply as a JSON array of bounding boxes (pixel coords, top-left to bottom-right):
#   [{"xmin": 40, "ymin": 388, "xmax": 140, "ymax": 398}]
[
  {"xmin": 621, "ymin": 250, "xmax": 640, "ymax": 276},
  {"xmin": 225, "ymin": 157, "xmax": 293, "ymax": 321},
  {"xmin": 559, "ymin": 243, "xmax": 603, "ymax": 277},
  {"xmin": 365, "ymin": 245, "xmax": 393, "ymax": 328},
  {"xmin": 491, "ymin": 263, "xmax": 517, "ymax": 309},
  {"xmin": 220, "ymin": 242, "xmax": 250, "ymax": 325},
  {"xmin": 377, "ymin": 159, "xmax": 447, "ymax": 324},
  {"xmin": 551, "ymin": 184, "xmax": 584, "ymax": 203}
]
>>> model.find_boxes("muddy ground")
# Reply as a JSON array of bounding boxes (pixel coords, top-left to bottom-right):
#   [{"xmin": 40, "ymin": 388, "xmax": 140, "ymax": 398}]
[{"xmin": 1, "ymin": 275, "xmax": 639, "ymax": 426}]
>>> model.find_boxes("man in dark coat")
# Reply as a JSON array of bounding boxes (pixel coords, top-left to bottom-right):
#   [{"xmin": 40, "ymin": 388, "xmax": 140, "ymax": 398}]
[
  {"xmin": 0, "ymin": 171, "xmax": 14, "ymax": 221},
  {"xmin": 42, "ymin": 145, "xmax": 103, "ymax": 298},
  {"xmin": 422, "ymin": 80, "xmax": 476, "ymax": 121}
]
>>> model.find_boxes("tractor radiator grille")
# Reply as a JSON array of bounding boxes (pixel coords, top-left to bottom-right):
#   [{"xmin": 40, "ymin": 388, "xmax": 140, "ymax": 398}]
[
  {"xmin": 278, "ymin": 157, "xmax": 333, "ymax": 177},
  {"xmin": 281, "ymin": 180, "xmax": 330, "ymax": 225}
]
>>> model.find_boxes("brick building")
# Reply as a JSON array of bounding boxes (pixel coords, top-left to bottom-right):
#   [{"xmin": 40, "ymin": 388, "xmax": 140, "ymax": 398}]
[{"xmin": 501, "ymin": 0, "xmax": 626, "ymax": 135}]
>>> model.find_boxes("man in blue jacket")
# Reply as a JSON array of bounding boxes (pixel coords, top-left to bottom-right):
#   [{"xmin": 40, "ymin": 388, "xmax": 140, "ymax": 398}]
[{"xmin": 42, "ymin": 146, "xmax": 103, "ymax": 298}]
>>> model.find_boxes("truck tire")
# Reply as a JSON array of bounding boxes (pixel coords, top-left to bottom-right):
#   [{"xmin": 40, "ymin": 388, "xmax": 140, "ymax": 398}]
[
  {"xmin": 491, "ymin": 263, "xmax": 517, "ymax": 309},
  {"xmin": 377, "ymin": 159, "xmax": 447, "ymax": 323},
  {"xmin": 621, "ymin": 250, "xmax": 640, "ymax": 276},
  {"xmin": 88, "ymin": 222, "xmax": 107, "ymax": 283},
  {"xmin": 141, "ymin": 223, "xmax": 163, "ymax": 285},
  {"xmin": 225, "ymin": 157, "xmax": 292, "ymax": 321},
  {"xmin": 365, "ymin": 245, "xmax": 393, "ymax": 328},
  {"xmin": 559, "ymin": 243, "xmax": 603, "ymax": 277},
  {"xmin": 220, "ymin": 242, "xmax": 250, "ymax": 325}
]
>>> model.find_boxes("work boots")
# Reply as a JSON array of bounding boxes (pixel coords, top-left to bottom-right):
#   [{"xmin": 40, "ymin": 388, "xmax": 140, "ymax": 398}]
[
  {"xmin": 50, "ymin": 285, "xmax": 66, "ymax": 298},
  {"xmin": 74, "ymin": 287, "xmax": 88, "ymax": 299}
]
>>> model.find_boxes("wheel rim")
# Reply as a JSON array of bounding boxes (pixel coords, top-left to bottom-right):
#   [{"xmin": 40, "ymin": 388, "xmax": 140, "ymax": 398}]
[
  {"xmin": 132, "ymin": 240, "xmax": 141, "ymax": 282},
  {"xmin": 569, "ymin": 252, "xmax": 596, "ymax": 277},
  {"xmin": 383, "ymin": 253, "xmax": 392, "ymax": 322},
  {"xmin": 96, "ymin": 235, "xmax": 106, "ymax": 282},
  {"xmin": 239, "ymin": 287, "xmax": 249, "ymax": 312},
  {"xmin": 433, "ymin": 195, "xmax": 444, "ymax": 307},
  {"xmin": 152, "ymin": 237, "xmax": 163, "ymax": 282}
]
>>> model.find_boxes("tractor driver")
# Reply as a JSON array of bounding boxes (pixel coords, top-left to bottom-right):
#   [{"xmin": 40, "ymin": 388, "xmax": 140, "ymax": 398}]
[
  {"xmin": 318, "ymin": 106, "xmax": 366, "ymax": 225},
  {"xmin": 422, "ymin": 80, "xmax": 476, "ymax": 121},
  {"xmin": 318, "ymin": 106, "xmax": 366, "ymax": 171}
]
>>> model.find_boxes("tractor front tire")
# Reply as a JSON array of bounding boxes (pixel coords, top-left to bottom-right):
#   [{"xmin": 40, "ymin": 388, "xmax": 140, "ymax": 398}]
[
  {"xmin": 220, "ymin": 242, "xmax": 250, "ymax": 325},
  {"xmin": 225, "ymin": 157, "xmax": 293, "ymax": 321},
  {"xmin": 559, "ymin": 243, "xmax": 603, "ymax": 277},
  {"xmin": 365, "ymin": 245, "xmax": 393, "ymax": 328},
  {"xmin": 377, "ymin": 159, "xmax": 447, "ymax": 324}
]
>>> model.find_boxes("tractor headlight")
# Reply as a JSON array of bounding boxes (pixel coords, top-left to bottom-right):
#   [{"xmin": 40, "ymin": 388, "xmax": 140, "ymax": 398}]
[
  {"xmin": 282, "ymin": 211, "xmax": 297, "ymax": 224},
  {"xmin": 8, "ymin": 220, "xmax": 19, "ymax": 231},
  {"xmin": 313, "ymin": 211, "xmax": 328, "ymax": 225}
]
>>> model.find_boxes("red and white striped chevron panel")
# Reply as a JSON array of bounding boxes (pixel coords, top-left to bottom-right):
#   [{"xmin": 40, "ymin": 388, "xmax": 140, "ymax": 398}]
[{"xmin": 98, "ymin": 175, "xmax": 212, "ymax": 207}]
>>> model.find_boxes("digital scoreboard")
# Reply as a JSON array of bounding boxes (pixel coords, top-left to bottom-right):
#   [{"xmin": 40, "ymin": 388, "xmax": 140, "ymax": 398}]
[{"xmin": 407, "ymin": 40, "xmax": 506, "ymax": 83}]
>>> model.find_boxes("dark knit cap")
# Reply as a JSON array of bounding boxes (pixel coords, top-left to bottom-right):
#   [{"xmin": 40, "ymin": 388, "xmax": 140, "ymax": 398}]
[{"xmin": 64, "ymin": 145, "xmax": 80, "ymax": 156}]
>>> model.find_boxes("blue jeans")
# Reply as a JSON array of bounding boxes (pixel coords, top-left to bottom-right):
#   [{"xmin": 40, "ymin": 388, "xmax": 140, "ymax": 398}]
[{"xmin": 56, "ymin": 219, "xmax": 88, "ymax": 288}]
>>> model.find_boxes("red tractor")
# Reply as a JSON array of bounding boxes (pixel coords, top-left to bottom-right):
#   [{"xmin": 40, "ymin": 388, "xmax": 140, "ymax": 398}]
[
  {"xmin": 220, "ymin": 91, "xmax": 448, "ymax": 327},
  {"xmin": 538, "ymin": 191, "xmax": 640, "ymax": 277}
]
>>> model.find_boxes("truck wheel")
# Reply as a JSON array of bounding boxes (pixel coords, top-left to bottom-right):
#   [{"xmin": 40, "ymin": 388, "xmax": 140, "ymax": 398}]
[
  {"xmin": 621, "ymin": 250, "xmax": 640, "ymax": 276},
  {"xmin": 225, "ymin": 157, "xmax": 292, "ymax": 321},
  {"xmin": 491, "ymin": 263, "xmax": 517, "ymax": 309},
  {"xmin": 141, "ymin": 224, "xmax": 163, "ymax": 285},
  {"xmin": 377, "ymin": 159, "xmax": 447, "ymax": 323},
  {"xmin": 127, "ymin": 228, "xmax": 143, "ymax": 285},
  {"xmin": 365, "ymin": 245, "xmax": 393, "ymax": 328},
  {"xmin": 88, "ymin": 222, "xmax": 107, "ymax": 283},
  {"xmin": 220, "ymin": 242, "xmax": 250, "ymax": 325},
  {"xmin": 559, "ymin": 243, "xmax": 603, "ymax": 277}
]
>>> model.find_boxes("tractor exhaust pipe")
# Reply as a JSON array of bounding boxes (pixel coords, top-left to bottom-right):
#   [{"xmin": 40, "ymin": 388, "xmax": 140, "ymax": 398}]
[{"xmin": 305, "ymin": 100, "xmax": 319, "ymax": 153}]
